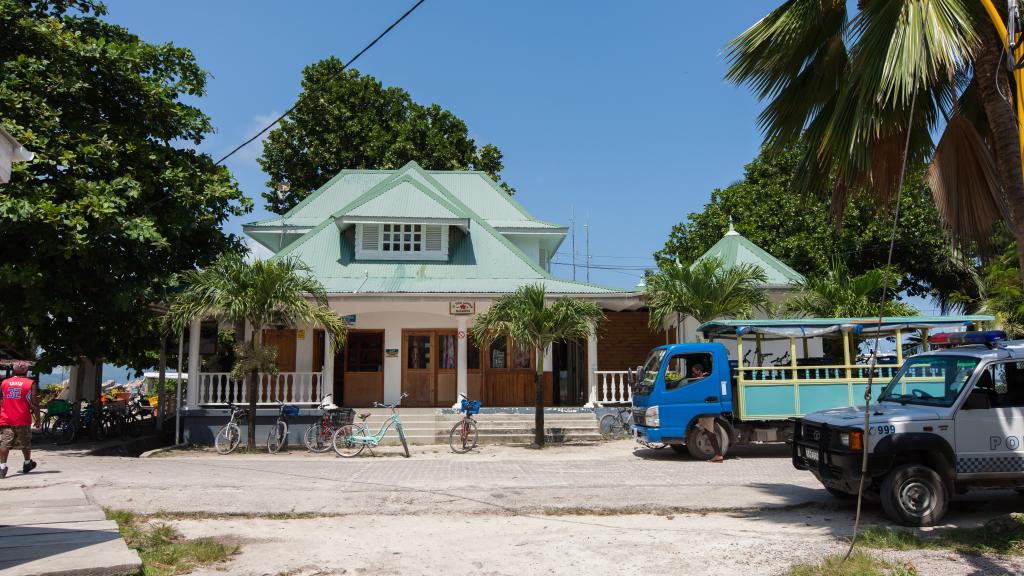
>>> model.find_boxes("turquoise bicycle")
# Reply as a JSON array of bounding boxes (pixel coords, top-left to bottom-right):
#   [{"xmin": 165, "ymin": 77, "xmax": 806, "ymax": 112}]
[{"xmin": 331, "ymin": 392, "xmax": 410, "ymax": 458}]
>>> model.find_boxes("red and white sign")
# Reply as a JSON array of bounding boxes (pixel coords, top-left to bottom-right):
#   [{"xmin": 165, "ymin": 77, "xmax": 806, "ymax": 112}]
[{"xmin": 450, "ymin": 301, "xmax": 475, "ymax": 315}]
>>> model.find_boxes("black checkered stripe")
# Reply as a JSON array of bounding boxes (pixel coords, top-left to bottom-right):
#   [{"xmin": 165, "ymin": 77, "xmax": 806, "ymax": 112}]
[{"xmin": 957, "ymin": 456, "xmax": 1024, "ymax": 474}]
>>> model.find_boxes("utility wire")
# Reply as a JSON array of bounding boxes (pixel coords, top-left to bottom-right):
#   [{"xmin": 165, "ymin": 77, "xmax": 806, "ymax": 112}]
[
  {"xmin": 213, "ymin": 0, "xmax": 427, "ymax": 166},
  {"xmin": 845, "ymin": 0, "xmax": 931, "ymax": 561}
]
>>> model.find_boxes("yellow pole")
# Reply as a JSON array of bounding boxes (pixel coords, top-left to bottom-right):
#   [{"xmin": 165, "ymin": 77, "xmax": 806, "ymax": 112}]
[
  {"xmin": 790, "ymin": 336, "xmax": 799, "ymax": 414},
  {"xmin": 896, "ymin": 328, "xmax": 904, "ymax": 365},
  {"xmin": 843, "ymin": 330, "xmax": 853, "ymax": 406},
  {"xmin": 922, "ymin": 328, "xmax": 931, "ymax": 352},
  {"xmin": 737, "ymin": 334, "xmax": 744, "ymax": 384},
  {"xmin": 980, "ymin": 0, "xmax": 1024, "ymax": 177}
]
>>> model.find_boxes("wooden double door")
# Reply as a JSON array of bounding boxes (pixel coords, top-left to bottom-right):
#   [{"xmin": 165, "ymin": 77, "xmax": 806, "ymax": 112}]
[
  {"xmin": 402, "ymin": 330, "xmax": 458, "ymax": 407},
  {"xmin": 335, "ymin": 330, "xmax": 384, "ymax": 407}
]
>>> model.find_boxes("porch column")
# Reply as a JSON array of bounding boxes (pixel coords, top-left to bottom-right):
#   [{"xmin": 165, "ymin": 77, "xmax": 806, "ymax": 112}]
[
  {"xmin": 323, "ymin": 332, "xmax": 335, "ymax": 403},
  {"xmin": 186, "ymin": 319, "xmax": 201, "ymax": 408},
  {"xmin": 454, "ymin": 316, "xmax": 468, "ymax": 408},
  {"xmin": 584, "ymin": 320, "xmax": 599, "ymax": 408}
]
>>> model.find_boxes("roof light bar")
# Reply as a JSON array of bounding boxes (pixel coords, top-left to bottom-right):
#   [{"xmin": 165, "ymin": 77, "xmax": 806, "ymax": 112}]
[{"xmin": 946, "ymin": 330, "xmax": 1008, "ymax": 347}]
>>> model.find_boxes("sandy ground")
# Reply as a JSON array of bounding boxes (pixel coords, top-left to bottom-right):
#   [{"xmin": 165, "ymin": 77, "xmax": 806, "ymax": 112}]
[{"xmin": 12, "ymin": 440, "xmax": 1024, "ymax": 575}]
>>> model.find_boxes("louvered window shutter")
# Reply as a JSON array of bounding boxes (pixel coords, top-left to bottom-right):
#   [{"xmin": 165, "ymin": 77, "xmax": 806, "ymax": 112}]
[
  {"xmin": 361, "ymin": 224, "xmax": 380, "ymax": 251},
  {"xmin": 425, "ymin": 225, "xmax": 443, "ymax": 251},
  {"xmin": 539, "ymin": 247, "xmax": 550, "ymax": 271}
]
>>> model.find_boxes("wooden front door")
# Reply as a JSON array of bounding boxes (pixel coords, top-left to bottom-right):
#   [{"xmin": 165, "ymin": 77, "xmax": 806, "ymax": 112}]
[
  {"xmin": 261, "ymin": 329, "xmax": 297, "ymax": 371},
  {"xmin": 402, "ymin": 331, "xmax": 435, "ymax": 407},
  {"xmin": 482, "ymin": 336, "xmax": 550, "ymax": 406},
  {"xmin": 340, "ymin": 330, "xmax": 383, "ymax": 407}
]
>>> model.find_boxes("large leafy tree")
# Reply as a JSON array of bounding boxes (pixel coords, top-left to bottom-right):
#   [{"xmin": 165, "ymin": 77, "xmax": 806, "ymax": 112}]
[
  {"xmin": 656, "ymin": 146, "xmax": 976, "ymax": 308},
  {"xmin": 645, "ymin": 257, "xmax": 769, "ymax": 334},
  {"xmin": 784, "ymin": 262, "xmax": 918, "ymax": 318},
  {"xmin": 726, "ymin": 1, "xmax": 1024, "ymax": 274},
  {"xmin": 259, "ymin": 59, "xmax": 512, "ymax": 213},
  {"xmin": 166, "ymin": 254, "xmax": 347, "ymax": 448},
  {"xmin": 472, "ymin": 285, "xmax": 604, "ymax": 448},
  {"xmin": 0, "ymin": 0, "xmax": 251, "ymax": 370}
]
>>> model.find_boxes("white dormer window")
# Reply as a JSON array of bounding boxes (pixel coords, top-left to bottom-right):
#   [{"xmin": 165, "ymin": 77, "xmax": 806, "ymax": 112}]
[{"xmin": 356, "ymin": 223, "xmax": 448, "ymax": 261}]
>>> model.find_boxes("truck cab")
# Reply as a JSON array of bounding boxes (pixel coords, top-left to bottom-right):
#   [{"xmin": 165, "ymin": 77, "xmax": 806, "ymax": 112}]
[
  {"xmin": 631, "ymin": 342, "xmax": 734, "ymax": 459},
  {"xmin": 793, "ymin": 331, "xmax": 1024, "ymax": 526}
]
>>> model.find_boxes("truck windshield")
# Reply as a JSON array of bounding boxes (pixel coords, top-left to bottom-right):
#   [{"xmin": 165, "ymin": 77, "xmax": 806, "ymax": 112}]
[
  {"xmin": 878, "ymin": 355, "xmax": 980, "ymax": 408},
  {"xmin": 634, "ymin": 349, "xmax": 666, "ymax": 396}
]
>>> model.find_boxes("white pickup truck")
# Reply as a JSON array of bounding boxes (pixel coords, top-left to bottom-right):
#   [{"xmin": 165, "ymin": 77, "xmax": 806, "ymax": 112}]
[{"xmin": 793, "ymin": 331, "xmax": 1024, "ymax": 526}]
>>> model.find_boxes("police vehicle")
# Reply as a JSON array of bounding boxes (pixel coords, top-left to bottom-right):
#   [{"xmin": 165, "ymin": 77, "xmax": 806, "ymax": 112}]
[{"xmin": 793, "ymin": 331, "xmax": 1024, "ymax": 526}]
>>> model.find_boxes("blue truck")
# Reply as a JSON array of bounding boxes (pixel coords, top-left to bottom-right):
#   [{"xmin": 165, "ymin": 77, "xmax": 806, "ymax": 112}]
[{"xmin": 629, "ymin": 315, "xmax": 993, "ymax": 459}]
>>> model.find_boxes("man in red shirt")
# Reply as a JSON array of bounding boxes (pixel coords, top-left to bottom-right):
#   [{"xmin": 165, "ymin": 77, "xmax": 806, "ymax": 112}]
[{"xmin": 0, "ymin": 361, "xmax": 39, "ymax": 478}]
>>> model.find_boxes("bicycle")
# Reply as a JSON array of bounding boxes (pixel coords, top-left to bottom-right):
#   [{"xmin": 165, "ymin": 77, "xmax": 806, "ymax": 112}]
[
  {"xmin": 303, "ymin": 395, "xmax": 350, "ymax": 453},
  {"xmin": 214, "ymin": 403, "xmax": 250, "ymax": 455},
  {"xmin": 600, "ymin": 406, "xmax": 633, "ymax": 440},
  {"xmin": 54, "ymin": 400, "xmax": 105, "ymax": 445},
  {"xmin": 331, "ymin": 392, "xmax": 410, "ymax": 458},
  {"xmin": 449, "ymin": 394, "xmax": 480, "ymax": 453},
  {"xmin": 267, "ymin": 403, "xmax": 300, "ymax": 454}
]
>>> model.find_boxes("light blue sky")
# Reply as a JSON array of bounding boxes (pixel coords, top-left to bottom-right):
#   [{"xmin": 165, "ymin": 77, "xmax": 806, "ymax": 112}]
[{"xmin": 99, "ymin": 0, "xmax": 774, "ymax": 289}]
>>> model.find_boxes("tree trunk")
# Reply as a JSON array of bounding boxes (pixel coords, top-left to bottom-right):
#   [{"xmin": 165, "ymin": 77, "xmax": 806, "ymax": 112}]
[
  {"xmin": 974, "ymin": 33, "xmax": 1024, "ymax": 276},
  {"xmin": 247, "ymin": 325, "xmax": 259, "ymax": 450},
  {"xmin": 534, "ymin": 347, "xmax": 545, "ymax": 448}
]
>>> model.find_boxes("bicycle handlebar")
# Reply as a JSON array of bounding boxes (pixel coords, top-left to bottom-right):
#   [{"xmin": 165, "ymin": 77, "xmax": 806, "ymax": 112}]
[{"xmin": 372, "ymin": 392, "xmax": 409, "ymax": 409}]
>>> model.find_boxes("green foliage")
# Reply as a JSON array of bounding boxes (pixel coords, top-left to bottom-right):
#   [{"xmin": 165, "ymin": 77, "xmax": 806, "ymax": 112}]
[
  {"xmin": 858, "ymin": 513, "xmax": 1024, "ymax": 556},
  {"xmin": 645, "ymin": 256, "xmax": 769, "ymax": 330},
  {"xmin": 785, "ymin": 551, "xmax": 916, "ymax": 576},
  {"xmin": 655, "ymin": 146, "xmax": 975, "ymax": 306},
  {"xmin": 228, "ymin": 342, "xmax": 278, "ymax": 383},
  {"xmin": 472, "ymin": 284, "xmax": 604, "ymax": 446},
  {"xmin": 105, "ymin": 508, "xmax": 238, "ymax": 576},
  {"xmin": 785, "ymin": 261, "xmax": 917, "ymax": 318},
  {"xmin": 961, "ymin": 243, "xmax": 1024, "ymax": 338},
  {"xmin": 0, "ymin": 0, "xmax": 251, "ymax": 370},
  {"xmin": 259, "ymin": 59, "xmax": 513, "ymax": 213}
]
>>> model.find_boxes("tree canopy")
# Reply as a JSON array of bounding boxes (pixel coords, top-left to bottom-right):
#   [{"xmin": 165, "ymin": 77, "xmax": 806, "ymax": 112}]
[
  {"xmin": 259, "ymin": 59, "xmax": 512, "ymax": 213},
  {"xmin": 0, "ymin": 0, "xmax": 251, "ymax": 369},
  {"xmin": 784, "ymin": 262, "xmax": 917, "ymax": 318},
  {"xmin": 655, "ymin": 146, "xmax": 975, "ymax": 308},
  {"xmin": 645, "ymin": 257, "xmax": 769, "ymax": 330}
]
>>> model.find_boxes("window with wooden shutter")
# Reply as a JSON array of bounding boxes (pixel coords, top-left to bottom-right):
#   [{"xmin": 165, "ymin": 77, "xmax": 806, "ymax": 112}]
[
  {"xmin": 539, "ymin": 247, "xmax": 550, "ymax": 272},
  {"xmin": 354, "ymin": 223, "xmax": 448, "ymax": 261}
]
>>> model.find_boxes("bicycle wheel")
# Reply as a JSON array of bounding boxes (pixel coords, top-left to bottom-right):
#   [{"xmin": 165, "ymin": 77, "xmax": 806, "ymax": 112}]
[
  {"xmin": 40, "ymin": 413, "xmax": 57, "ymax": 438},
  {"xmin": 267, "ymin": 420, "xmax": 287, "ymax": 454},
  {"xmin": 304, "ymin": 423, "xmax": 333, "ymax": 453},
  {"xmin": 54, "ymin": 415, "xmax": 76, "ymax": 445},
  {"xmin": 215, "ymin": 423, "xmax": 241, "ymax": 455},
  {"xmin": 397, "ymin": 424, "xmax": 410, "ymax": 458},
  {"xmin": 331, "ymin": 424, "xmax": 364, "ymax": 458},
  {"xmin": 448, "ymin": 418, "xmax": 478, "ymax": 454},
  {"xmin": 600, "ymin": 413, "xmax": 627, "ymax": 439}
]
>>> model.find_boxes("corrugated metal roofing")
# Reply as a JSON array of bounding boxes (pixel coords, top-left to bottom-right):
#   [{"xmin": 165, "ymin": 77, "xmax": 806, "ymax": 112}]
[
  {"xmin": 695, "ymin": 225, "xmax": 804, "ymax": 286},
  {"xmin": 264, "ymin": 161, "xmax": 623, "ymax": 295}
]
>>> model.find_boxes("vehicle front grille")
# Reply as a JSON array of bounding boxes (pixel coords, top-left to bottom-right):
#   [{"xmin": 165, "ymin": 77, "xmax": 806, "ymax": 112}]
[
  {"xmin": 632, "ymin": 408, "xmax": 646, "ymax": 427},
  {"xmin": 799, "ymin": 423, "xmax": 829, "ymax": 447}
]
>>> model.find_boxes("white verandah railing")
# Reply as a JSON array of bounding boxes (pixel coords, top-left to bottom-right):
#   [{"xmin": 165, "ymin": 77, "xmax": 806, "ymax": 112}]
[
  {"xmin": 194, "ymin": 372, "xmax": 325, "ymax": 407},
  {"xmin": 593, "ymin": 370, "xmax": 631, "ymax": 406}
]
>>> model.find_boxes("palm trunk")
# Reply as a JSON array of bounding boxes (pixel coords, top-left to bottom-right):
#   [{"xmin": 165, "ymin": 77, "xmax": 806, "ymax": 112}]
[
  {"xmin": 534, "ymin": 347, "xmax": 545, "ymax": 448},
  {"xmin": 974, "ymin": 34, "xmax": 1024, "ymax": 277},
  {"xmin": 247, "ymin": 325, "xmax": 259, "ymax": 450}
]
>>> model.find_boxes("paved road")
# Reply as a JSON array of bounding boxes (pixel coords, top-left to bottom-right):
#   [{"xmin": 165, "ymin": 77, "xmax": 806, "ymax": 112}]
[{"xmin": 20, "ymin": 441, "xmax": 835, "ymax": 515}]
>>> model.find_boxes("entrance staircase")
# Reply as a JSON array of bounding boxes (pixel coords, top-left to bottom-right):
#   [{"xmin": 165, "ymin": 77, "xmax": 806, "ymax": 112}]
[{"xmin": 357, "ymin": 407, "xmax": 602, "ymax": 445}]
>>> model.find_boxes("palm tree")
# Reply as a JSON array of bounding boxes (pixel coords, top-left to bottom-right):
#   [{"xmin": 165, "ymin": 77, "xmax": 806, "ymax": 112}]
[
  {"xmin": 725, "ymin": 1, "xmax": 1024, "ymax": 274},
  {"xmin": 166, "ymin": 253, "xmax": 347, "ymax": 448},
  {"xmin": 472, "ymin": 284, "xmax": 604, "ymax": 448},
  {"xmin": 784, "ymin": 262, "xmax": 917, "ymax": 318},
  {"xmin": 645, "ymin": 257, "xmax": 769, "ymax": 335}
]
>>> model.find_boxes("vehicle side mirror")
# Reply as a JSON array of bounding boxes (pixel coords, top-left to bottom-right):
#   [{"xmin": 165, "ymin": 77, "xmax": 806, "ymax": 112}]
[{"xmin": 963, "ymin": 389, "xmax": 992, "ymax": 410}]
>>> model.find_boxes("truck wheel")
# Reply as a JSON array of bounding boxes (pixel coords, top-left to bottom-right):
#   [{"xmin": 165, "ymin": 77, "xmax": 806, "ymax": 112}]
[
  {"xmin": 880, "ymin": 464, "xmax": 948, "ymax": 527},
  {"xmin": 685, "ymin": 423, "xmax": 730, "ymax": 461}
]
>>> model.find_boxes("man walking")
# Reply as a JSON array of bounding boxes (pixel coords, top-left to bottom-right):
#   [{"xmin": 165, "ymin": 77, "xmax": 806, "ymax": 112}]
[{"xmin": 0, "ymin": 361, "xmax": 39, "ymax": 478}]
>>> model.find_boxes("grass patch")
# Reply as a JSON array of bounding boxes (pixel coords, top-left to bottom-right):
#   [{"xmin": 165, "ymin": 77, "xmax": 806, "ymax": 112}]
[
  {"xmin": 149, "ymin": 510, "xmax": 321, "ymax": 521},
  {"xmin": 786, "ymin": 551, "xmax": 918, "ymax": 576},
  {"xmin": 857, "ymin": 513, "xmax": 1024, "ymax": 557},
  {"xmin": 105, "ymin": 508, "xmax": 238, "ymax": 576}
]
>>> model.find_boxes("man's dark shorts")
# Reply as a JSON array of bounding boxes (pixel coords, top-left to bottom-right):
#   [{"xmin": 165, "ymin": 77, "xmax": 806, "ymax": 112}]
[{"xmin": 0, "ymin": 426, "xmax": 31, "ymax": 450}]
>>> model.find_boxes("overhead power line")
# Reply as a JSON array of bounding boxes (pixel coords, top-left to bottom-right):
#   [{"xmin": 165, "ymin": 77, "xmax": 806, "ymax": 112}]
[{"xmin": 214, "ymin": 0, "xmax": 427, "ymax": 166}]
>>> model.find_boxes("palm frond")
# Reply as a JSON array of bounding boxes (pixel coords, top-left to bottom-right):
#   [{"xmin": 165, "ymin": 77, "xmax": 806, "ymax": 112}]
[{"xmin": 644, "ymin": 257, "xmax": 769, "ymax": 329}]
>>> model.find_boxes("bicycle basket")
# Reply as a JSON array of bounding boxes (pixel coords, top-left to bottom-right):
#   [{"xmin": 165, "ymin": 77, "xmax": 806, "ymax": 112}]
[
  {"xmin": 460, "ymin": 399, "xmax": 481, "ymax": 415},
  {"xmin": 281, "ymin": 404, "xmax": 301, "ymax": 417},
  {"xmin": 46, "ymin": 399, "xmax": 71, "ymax": 415},
  {"xmin": 332, "ymin": 407, "xmax": 355, "ymax": 425}
]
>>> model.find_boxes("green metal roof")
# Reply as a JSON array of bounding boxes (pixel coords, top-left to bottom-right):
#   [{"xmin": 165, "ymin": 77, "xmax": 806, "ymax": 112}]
[
  {"xmin": 263, "ymin": 161, "xmax": 623, "ymax": 295},
  {"xmin": 695, "ymin": 223, "xmax": 804, "ymax": 286},
  {"xmin": 699, "ymin": 315, "xmax": 995, "ymax": 338}
]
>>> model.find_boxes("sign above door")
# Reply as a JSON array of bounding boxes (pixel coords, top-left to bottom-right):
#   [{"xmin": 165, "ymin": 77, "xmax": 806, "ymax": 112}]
[{"xmin": 449, "ymin": 301, "xmax": 475, "ymax": 315}]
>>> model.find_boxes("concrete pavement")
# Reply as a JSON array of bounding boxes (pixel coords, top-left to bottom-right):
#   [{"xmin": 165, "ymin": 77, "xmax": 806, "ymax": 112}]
[{"xmin": 0, "ymin": 484, "xmax": 140, "ymax": 576}]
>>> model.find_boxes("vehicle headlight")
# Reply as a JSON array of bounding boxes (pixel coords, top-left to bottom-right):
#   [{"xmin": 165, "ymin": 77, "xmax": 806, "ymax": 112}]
[
  {"xmin": 839, "ymin": 431, "xmax": 863, "ymax": 451},
  {"xmin": 645, "ymin": 405, "xmax": 660, "ymax": 428}
]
